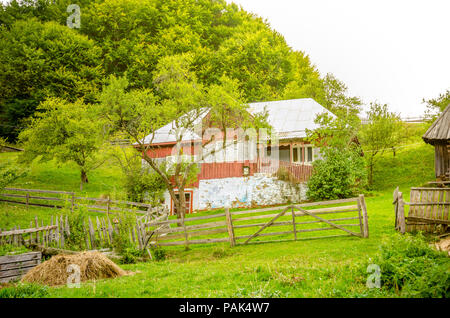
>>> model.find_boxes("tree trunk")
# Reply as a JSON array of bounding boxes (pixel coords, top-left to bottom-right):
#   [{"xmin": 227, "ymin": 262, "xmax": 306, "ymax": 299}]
[{"xmin": 80, "ymin": 170, "xmax": 89, "ymax": 191}]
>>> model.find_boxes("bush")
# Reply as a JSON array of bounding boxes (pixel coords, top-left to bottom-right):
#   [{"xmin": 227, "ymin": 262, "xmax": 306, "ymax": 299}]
[
  {"xmin": 364, "ymin": 233, "xmax": 449, "ymax": 298},
  {"xmin": 151, "ymin": 246, "xmax": 167, "ymax": 261},
  {"xmin": 306, "ymin": 147, "xmax": 367, "ymax": 200},
  {"xmin": 64, "ymin": 208, "xmax": 88, "ymax": 250}
]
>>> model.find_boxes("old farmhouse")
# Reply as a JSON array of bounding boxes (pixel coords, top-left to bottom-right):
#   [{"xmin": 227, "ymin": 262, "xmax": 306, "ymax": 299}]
[{"xmin": 141, "ymin": 98, "xmax": 333, "ymax": 214}]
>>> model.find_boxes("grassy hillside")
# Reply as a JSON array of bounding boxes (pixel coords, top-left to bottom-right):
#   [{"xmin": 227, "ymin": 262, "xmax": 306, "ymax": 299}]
[{"xmin": 1, "ymin": 133, "xmax": 445, "ymax": 298}]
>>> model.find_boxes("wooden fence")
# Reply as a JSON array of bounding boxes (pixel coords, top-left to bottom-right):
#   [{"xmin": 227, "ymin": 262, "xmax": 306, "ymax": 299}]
[
  {"xmin": 143, "ymin": 195, "xmax": 369, "ymax": 248},
  {"xmin": 0, "ymin": 212, "xmax": 168, "ymax": 253},
  {"xmin": 0, "ymin": 252, "xmax": 42, "ymax": 283},
  {"xmin": 0, "ymin": 187, "xmax": 167, "ymax": 219},
  {"xmin": 393, "ymin": 187, "xmax": 450, "ymax": 234}
]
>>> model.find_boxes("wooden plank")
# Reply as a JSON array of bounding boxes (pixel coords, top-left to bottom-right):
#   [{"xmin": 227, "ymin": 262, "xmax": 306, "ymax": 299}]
[
  {"xmin": 157, "ymin": 228, "xmax": 228, "ymax": 242},
  {"xmin": 397, "ymin": 192, "xmax": 406, "ymax": 234},
  {"xmin": 244, "ymin": 207, "xmax": 290, "ymax": 244},
  {"xmin": 0, "ymin": 259, "xmax": 38, "ymax": 271},
  {"xmin": 291, "ymin": 206, "xmax": 297, "ymax": 240},
  {"xmin": 406, "ymin": 216, "xmax": 450, "ymax": 225},
  {"xmin": 152, "ymin": 237, "xmax": 229, "ymax": 246},
  {"xmin": 237, "ymin": 234, "xmax": 353, "ymax": 245},
  {"xmin": 3, "ymin": 187, "xmax": 75, "ymax": 195},
  {"xmin": 0, "ymin": 225, "xmax": 57, "ymax": 237},
  {"xmin": 359, "ymin": 194, "xmax": 369, "ymax": 238},
  {"xmin": 0, "ymin": 266, "xmax": 36, "ymax": 280},
  {"xmin": 0, "ymin": 252, "xmax": 41, "ymax": 265}
]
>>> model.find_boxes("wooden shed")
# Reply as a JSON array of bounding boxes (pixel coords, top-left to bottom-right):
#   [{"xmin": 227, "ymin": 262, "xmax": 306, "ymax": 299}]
[{"xmin": 422, "ymin": 104, "xmax": 450, "ymax": 181}]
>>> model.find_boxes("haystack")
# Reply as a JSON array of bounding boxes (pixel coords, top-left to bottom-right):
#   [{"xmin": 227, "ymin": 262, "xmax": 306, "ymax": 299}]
[
  {"xmin": 435, "ymin": 237, "xmax": 450, "ymax": 256},
  {"xmin": 21, "ymin": 251, "xmax": 127, "ymax": 286}
]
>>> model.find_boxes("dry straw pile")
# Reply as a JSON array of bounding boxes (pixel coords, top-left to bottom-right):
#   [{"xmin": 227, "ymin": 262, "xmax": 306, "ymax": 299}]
[{"xmin": 21, "ymin": 251, "xmax": 127, "ymax": 286}]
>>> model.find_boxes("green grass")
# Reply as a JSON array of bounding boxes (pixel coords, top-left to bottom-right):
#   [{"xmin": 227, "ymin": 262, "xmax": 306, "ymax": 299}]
[{"xmin": 0, "ymin": 134, "xmax": 446, "ymax": 298}]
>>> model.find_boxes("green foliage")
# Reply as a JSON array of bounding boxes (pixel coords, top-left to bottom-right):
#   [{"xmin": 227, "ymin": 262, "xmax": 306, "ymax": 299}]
[
  {"xmin": 64, "ymin": 208, "xmax": 88, "ymax": 251},
  {"xmin": 0, "ymin": 283, "xmax": 49, "ymax": 298},
  {"xmin": 18, "ymin": 98, "xmax": 107, "ymax": 190},
  {"xmin": 110, "ymin": 213, "xmax": 144, "ymax": 263},
  {"xmin": 359, "ymin": 102, "xmax": 402, "ymax": 186},
  {"xmin": 307, "ymin": 147, "xmax": 367, "ymax": 201},
  {"xmin": 423, "ymin": 89, "xmax": 450, "ymax": 120},
  {"xmin": 151, "ymin": 246, "xmax": 167, "ymax": 261},
  {"xmin": 0, "ymin": 157, "xmax": 28, "ymax": 191},
  {"xmin": 0, "ymin": 18, "xmax": 103, "ymax": 141},
  {"xmin": 364, "ymin": 234, "xmax": 449, "ymax": 297},
  {"xmin": 1, "ymin": 0, "xmax": 329, "ymax": 142}
]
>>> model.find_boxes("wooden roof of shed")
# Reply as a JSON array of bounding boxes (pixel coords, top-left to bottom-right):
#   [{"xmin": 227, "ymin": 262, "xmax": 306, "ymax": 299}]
[{"xmin": 422, "ymin": 104, "xmax": 450, "ymax": 145}]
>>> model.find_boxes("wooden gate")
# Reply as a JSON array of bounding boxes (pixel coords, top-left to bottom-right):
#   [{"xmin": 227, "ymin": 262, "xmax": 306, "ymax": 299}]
[
  {"xmin": 241, "ymin": 195, "xmax": 368, "ymax": 245},
  {"xmin": 144, "ymin": 195, "xmax": 369, "ymax": 248}
]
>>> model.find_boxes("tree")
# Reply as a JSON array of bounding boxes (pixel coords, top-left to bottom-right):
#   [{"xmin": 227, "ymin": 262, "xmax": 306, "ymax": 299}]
[
  {"xmin": 0, "ymin": 19, "xmax": 104, "ymax": 141},
  {"xmin": 18, "ymin": 98, "xmax": 106, "ymax": 190},
  {"xmin": 423, "ymin": 89, "xmax": 450, "ymax": 120},
  {"xmin": 99, "ymin": 54, "xmax": 265, "ymax": 219},
  {"xmin": 359, "ymin": 102, "xmax": 402, "ymax": 186}
]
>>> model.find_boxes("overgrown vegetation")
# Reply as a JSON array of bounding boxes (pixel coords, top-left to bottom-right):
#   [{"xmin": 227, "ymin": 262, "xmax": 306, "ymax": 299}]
[{"xmin": 361, "ymin": 234, "xmax": 449, "ymax": 298}]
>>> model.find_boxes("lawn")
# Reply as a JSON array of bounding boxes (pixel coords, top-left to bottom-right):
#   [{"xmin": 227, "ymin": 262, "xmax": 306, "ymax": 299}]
[{"xmin": 0, "ymin": 139, "xmax": 444, "ymax": 298}]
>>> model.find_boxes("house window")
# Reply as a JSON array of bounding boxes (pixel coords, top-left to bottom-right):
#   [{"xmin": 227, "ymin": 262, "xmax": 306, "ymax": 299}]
[
  {"xmin": 306, "ymin": 146, "xmax": 313, "ymax": 163},
  {"xmin": 292, "ymin": 146, "xmax": 304, "ymax": 163},
  {"xmin": 292, "ymin": 145, "xmax": 314, "ymax": 164},
  {"xmin": 172, "ymin": 192, "xmax": 192, "ymax": 215}
]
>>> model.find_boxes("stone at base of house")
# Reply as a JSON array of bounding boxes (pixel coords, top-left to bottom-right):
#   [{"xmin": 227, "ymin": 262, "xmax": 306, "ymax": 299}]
[{"xmin": 162, "ymin": 175, "xmax": 308, "ymax": 212}]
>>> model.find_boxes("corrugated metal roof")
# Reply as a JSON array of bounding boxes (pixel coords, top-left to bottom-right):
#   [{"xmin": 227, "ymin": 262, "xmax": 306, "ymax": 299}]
[
  {"xmin": 248, "ymin": 98, "xmax": 334, "ymax": 139},
  {"xmin": 141, "ymin": 108, "xmax": 209, "ymax": 145},
  {"xmin": 143, "ymin": 99, "xmax": 332, "ymax": 144}
]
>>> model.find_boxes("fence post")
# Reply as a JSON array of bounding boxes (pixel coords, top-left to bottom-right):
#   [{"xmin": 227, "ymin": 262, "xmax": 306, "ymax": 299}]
[
  {"xmin": 26, "ymin": 192, "xmax": 30, "ymax": 208},
  {"xmin": 397, "ymin": 192, "xmax": 406, "ymax": 234},
  {"xmin": 107, "ymin": 198, "xmax": 111, "ymax": 217},
  {"xmin": 71, "ymin": 193, "xmax": 75, "ymax": 213},
  {"xmin": 225, "ymin": 208, "xmax": 236, "ymax": 247},
  {"xmin": 181, "ymin": 215, "xmax": 189, "ymax": 250},
  {"xmin": 359, "ymin": 194, "xmax": 369, "ymax": 238},
  {"xmin": 291, "ymin": 205, "xmax": 297, "ymax": 240}
]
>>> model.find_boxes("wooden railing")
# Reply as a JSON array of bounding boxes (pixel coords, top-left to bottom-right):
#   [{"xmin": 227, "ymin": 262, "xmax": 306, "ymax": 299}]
[{"xmin": 256, "ymin": 159, "xmax": 313, "ymax": 182}]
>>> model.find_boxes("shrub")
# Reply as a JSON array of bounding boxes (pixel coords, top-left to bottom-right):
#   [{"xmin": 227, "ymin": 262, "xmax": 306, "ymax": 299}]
[
  {"xmin": 363, "ymin": 233, "xmax": 449, "ymax": 298},
  {"xmin": 64, "ymin": 208, "xmax": 88, "ymax": 250},
  {"xmin": 151, "ymin": 246, "xmax": 167, "ymax": 261},
  {"xmin": 306, "ymin": 147, "xmax": 367, "ymax": 200}
]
